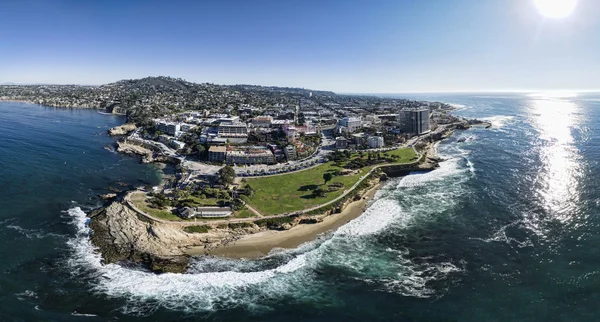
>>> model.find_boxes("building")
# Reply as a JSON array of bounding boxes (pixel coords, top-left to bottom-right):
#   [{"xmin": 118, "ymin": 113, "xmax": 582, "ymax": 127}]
[
  {"xmin": 216, "ymin": 116, "xmax": 240, "ymax": 124},
  {"xmin": 169, "ymin": 139, "xmax": 186, "ymax": 150},
  {"xmin": 178, "ymin": 206, "xmax": 232, "ymax": 219},
  {"xmin": 226, "ymin": 146, "xmax": 275, "ymax": 165},
  {"xmin": 283, "ymin": 121, "xmax": 317, "ymax": 140},
  {"xmin": 364, "ymin": 115, "xmax": 381, "ymax": 126},
  {"xmin": 284, "ymin": 145, "xmax": 297, "ymax": 160},
  {"xmin": 339, "ymin": 117, "xmax": 362, "ymax": 132},
  {"xmin": 367, "ymin": 136, "xmax": 385, "ymax": 148},
  {"xmin": 218, "ymin": 122, "xmax": 248, "ymax": 143},
  {"xmin": 250, "ymin": 116, "xmax": 273, "ymax": 128},
  {"xmin": 208, "ymin": 146, "xmax": 227, "ymax": 162},
  {"xmin": 351, "ymin": 133, "xmax": 367, "ymax": 147},
  {"xmin": 157, "ymin": 121, "xmax": 181, "ymax": 136},
  {"xmin": 335, "ymin": 137, "xmax": 349, "ymax": 149},
  {"xmin": 399, "ymin": 109, "xmax": 431, "ymax": 135},
  {"xmin": 218, "ymin": 122, "xmax": 248, "ymax": 137},
  {"xmin": 377, "ymin": 114, "xmax": 399, "ymax": 122},
  {"xmin": 180, "ymin": 123, "xmax": 196, "ymax": 132}
]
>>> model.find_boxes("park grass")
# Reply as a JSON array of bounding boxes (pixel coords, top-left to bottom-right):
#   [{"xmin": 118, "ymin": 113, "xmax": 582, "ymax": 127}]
[
  {"xmin": 130, "ymin": 192, "xmax": 185, "ymax": 221},
  {"xmin": 245, "ymin": 162, "xmax": 367, "ymax": 216},
  {"xmin": 186, "ymin": 196, "xmax": 228, "ymax": 207},
  {"xmin": 385, "ymin": 147, "xmax": 417, "ymax": 163},
  {"xmin": 233, "ymin": 207, "xmax": 256, "ymax": 218},
  {"xmin": 245, "ymin": 147, "xmax": 415, "ymax": 216}
]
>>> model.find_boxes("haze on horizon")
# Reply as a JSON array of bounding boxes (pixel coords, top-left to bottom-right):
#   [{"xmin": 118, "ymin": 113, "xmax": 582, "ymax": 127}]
[{"xmin": 1, "ymin": 0, "xmax": 599, "ymax": 93}]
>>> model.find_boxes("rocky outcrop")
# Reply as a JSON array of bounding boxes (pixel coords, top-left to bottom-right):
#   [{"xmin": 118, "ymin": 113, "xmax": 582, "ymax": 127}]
[
  {"xmin": 89, "ymin": 202, "xmax": 208, "ymax": 273},
  {"xmin": 108, "ymin": 123, "xmax": 137, "ymax": 136},
  {"xmin": 115, "ymin": 140, "xmax": 178, "ymax": 164},
  {"xmin": 98, "ymin": 193, "xmax": 117, "ymax": 200}
]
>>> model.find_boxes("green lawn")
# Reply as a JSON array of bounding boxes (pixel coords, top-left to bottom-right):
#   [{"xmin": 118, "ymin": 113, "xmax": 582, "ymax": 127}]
[
  {"xmin": 130, "ymin": 192, "xmax": 185, "ymax": 221},
  {"xmin": 245, "ymin": 147, "xmax": 415, "ymax": 216},
  {"xmin": 186, "ymin": 196, "xmax": 228, "ymax": 207},
  {"xmin": 385, "ymin": 147, "xmax": 418, "ymax": 163},
  {"xmin": 233, "ymin": 207, "xmax": 256, "ymax": 218},
  {"xmin": 245, "ymin": 162, "xmax": 366, "ymax": 216}
]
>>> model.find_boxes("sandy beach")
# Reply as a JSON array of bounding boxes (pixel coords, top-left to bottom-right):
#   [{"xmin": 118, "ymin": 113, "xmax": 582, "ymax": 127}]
[{"xmin": 185, "ymin": 183, "xmax": 383, "ymax": 259}]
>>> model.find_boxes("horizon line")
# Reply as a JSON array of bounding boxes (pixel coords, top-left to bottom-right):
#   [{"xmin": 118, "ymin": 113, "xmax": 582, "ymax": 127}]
[{"xmin": 2, "ymin": 80, "xmax": 600, "ymax": 96}]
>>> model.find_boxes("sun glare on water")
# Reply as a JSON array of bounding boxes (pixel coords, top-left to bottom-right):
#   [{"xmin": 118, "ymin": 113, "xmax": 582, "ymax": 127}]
[{"xmin": 533, "ymin": 0, "xmax": 578, "ymax": 18}]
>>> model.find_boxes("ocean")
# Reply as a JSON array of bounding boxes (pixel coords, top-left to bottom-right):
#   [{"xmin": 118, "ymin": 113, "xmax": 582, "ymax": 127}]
[{"xmin": 1, "ymin": 93, "xmax": 599, "ymax": 321}]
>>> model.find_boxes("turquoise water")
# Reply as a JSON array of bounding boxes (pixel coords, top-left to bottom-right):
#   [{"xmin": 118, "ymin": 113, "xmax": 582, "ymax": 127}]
[{"xmin": 2, "ymin": 94, "xmax": 600, "ymax": 321}]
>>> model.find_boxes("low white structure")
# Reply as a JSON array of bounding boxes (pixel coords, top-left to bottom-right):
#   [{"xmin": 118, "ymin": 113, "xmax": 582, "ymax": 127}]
[{"xmin": 179, "ymin": 206, "xmax": 232, "ymax": 218}]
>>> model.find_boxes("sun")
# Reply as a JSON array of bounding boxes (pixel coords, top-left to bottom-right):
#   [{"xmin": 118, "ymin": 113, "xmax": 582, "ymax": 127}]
[{"xmin": 533, "ymin": 0, "xmax": 578, "ymax": 18}]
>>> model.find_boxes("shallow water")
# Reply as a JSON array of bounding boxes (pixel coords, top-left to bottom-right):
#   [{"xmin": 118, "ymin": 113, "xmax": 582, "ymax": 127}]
[{"xmin": 2, "ymin": 94, "xmax": 600, "ymax": 321}]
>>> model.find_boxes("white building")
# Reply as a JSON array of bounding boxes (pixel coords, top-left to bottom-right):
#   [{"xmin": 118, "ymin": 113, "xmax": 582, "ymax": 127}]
[
  {"xmin": 284, "ymin": 145, "xmax": 297, "ymax": 160},
  {"xmin": 157, "ymin": 121, "xmax": 181, "ymax": 136},
  {"xmin": 169, "ymin": 139, "xmax": 186, "ymax": 150},
  {"xmin": 339, "ymin": 117, "xmax": 362, "ymax": 133},
  {"xmin": 250, "ymin": 116, "xmax": 273, "ymax": 128},
  {"xmin": 218, "ymin": 122, "xmax": 248, "ymax": 143},
  {"xmin": 367, "ymin": 136, "xmax": 385, "ymax": 148}
]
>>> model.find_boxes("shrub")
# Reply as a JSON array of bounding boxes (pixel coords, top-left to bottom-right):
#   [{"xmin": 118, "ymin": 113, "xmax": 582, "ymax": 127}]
[{"xmin": 183, "ymin": 225, "xmax": 211, "ymax": 234}]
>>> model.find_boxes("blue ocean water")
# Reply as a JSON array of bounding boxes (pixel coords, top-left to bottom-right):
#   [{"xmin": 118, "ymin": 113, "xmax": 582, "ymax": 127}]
[{"xmin": 1, "ymin": 93, "xmax": 600, "ymax": 321}]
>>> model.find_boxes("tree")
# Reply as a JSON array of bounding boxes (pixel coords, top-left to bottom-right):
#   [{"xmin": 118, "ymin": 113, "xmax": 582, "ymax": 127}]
[
  {"xmin": 323, "ymin": 172, "xmax": 333, "ymax": 185},
  {"xmin": 244, "ymin": 184, "xmax": 255, "ymax": 197},
  {"xmin": 218, "ymin": 165, "xmax": 236, "ymax": 185},
  {"xmin": 231, "ymin": 198, "xmax": 245, "ymax": 211},
  {"xmin": 312, "ymin": 187, "xmax": 326, "ymax": 197}
]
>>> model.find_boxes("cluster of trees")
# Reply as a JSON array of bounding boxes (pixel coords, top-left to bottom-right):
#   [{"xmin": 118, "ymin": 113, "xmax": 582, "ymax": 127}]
[
  {"xmin": 345, "ymin": 152, "xmax": 399, "ymax": 170},
  {"xmin": 148, "ymin": 192, "xmax": 171, "ymax": 209},
  {"xmin": 327, "ymin": 150, "xmax": 352, "ymax": 163},
  {"xmin": 180, "ymin": 127, "xmax": 207, "ymax": 158},
  {"xmin": 218, "ymin": 165, "xmax": 236, "ymax": 185}
]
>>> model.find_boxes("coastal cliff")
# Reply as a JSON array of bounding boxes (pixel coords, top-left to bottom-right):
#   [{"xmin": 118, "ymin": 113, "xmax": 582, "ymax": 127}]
[
  {"xmin": 108, "ymin": 123, "xmax": 137, "ymax": 136},
  {"xmin": 87, "ymin": 176, "xmax": 387, "ymax": 273},
  {"xmin": 89, "ymin": 202, "xmax": 194, "ymax": 273}
]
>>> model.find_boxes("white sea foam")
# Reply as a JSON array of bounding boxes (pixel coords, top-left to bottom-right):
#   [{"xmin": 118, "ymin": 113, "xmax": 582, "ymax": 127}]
[
  {"xmin": 15, "ymin": 290, "xmax": 38, "ymax": 301},
  {"xmin": 447, "ymin": 103, "xmax": 467, "ymax": 109},
  {"xmin": 481, "ymin": 115, "xmax": 514, "ymax": 129},
  {"xmin": 395, "ymin": 157, "xmax": 465, "ymax": 189},
  {"xmin": 64, "ymin": 153, "xmax": 471, "ymax": 313},
  {"xmin": 65, "ymin": 207, "xmax": 317, "ymax": 313},
  {"xmin": 6, "ymin": 224, "xmax": 64, "ymax": 240},
  {"xmin": 470, "ymin": 221, "xmax": 534, "ymax": 248}
]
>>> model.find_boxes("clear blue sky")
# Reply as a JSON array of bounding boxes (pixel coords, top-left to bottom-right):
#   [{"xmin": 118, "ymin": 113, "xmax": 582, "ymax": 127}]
[{"xmin": 1, "ymin": 0, "xmax": 599, "ymax": 93}]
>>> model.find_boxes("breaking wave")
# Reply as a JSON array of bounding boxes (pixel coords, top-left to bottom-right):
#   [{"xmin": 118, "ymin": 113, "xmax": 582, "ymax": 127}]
[
  {"xmin": 63, "ymin": 144, "xmax": 470, "ymax": 314},
  {"xmin": 481, "ymin": 115, "xmax": 514, "ymax": 129},
  {"xmin": 6, "ymin": 224, "xmax": 65, "ymax": 240}
]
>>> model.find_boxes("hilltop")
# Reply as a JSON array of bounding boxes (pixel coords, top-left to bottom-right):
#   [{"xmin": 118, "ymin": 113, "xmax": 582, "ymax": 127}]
[{"xmin": 0, "ymin": 76, "xmax": 433, "ymax": 123}]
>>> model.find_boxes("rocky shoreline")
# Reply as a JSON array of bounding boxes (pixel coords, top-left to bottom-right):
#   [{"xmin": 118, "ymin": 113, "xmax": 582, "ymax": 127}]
[
  {"xmin": 86, "ymin": 118, "xmax": 485, "ymax": 274},
  {"xmin": 87, "ymin": 174, "xmax": 385, "ymax": 273}
]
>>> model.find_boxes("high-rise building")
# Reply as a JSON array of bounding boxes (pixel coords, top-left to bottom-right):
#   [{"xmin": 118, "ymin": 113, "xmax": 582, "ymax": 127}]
[{"xmin": 399, "ymin": 109, "xmax": 430, "ymax": 135}]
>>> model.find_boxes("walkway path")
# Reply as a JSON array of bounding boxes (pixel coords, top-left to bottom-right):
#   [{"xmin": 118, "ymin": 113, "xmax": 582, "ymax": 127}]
[{"xmin": 123, "ymin": 156, "xmax": 426, "ymax": 226}]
